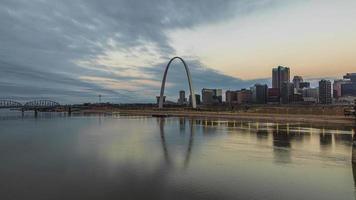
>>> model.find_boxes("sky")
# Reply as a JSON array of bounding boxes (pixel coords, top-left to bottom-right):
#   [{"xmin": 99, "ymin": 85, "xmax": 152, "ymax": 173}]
[{"xmin": 0, "ymin": 0, "xmax": 355, "ymax": 103}]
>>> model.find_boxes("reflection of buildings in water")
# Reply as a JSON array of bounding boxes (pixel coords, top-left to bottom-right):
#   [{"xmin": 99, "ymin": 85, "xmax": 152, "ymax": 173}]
[
  {"xmin": 272, "ymin": 125, "xmax": 292, "ymax": 164},
  {"xmin": 334, "ymin": 134, "xmax": 353, "ymax": 145},
  {"xmin": 179, "ymin": 118, "xmax": 186, "ymax": 133},
  {"xmin": 256, "ymin": 129, "xmax": 268, "ymax": 140},
  {"xmin": 272, "ymin": 124, "xmax": 295, "ymax": 147},
  {"xmin": 158, "ymin": 118, "xmax": 194, "ymax": 169},
  {"xmin": 200, "ymin": 120, "xmax": 218, "ymax": 135},
  {"xmin": 319, "ymin": 133, "xmax": 332, "ymax": 150}
]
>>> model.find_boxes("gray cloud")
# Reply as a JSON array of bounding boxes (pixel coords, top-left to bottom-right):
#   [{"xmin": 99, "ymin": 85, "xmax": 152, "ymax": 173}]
[{"xmin": 0, "ymin": 0, "xmax": 279, "ymax": 103}]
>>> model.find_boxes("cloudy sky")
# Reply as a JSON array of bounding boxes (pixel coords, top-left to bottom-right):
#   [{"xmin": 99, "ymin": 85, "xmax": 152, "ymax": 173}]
[{"xmin": 1, "ymin": 0, "xmax": 355, "ymax": 103}]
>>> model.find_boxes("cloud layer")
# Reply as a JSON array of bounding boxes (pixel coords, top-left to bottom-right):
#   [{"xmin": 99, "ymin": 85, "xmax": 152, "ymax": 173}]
[{"xmin": 0, "ymin": 0, "xmax": 276, "ymax": 103}]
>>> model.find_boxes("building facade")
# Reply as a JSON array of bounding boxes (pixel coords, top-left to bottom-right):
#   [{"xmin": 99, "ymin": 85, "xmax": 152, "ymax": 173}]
[
  {"xmin": 272, "ymin": 66, "xmax": 290, "ymax": 103},
  {"xmin": 302, "ymin": 88, "xmax": 319, "ymax": 103},
  {"xmin": 333, "ymin": 79, "xmax": 347, "ymax": 98},
  {"xmin": 237, "ymin": 89, "xmax": 252, "ymax": 104},
  {"xmin": 293, "ymin": 76, "xmax": 303, "ymax": 90},
  {"xmin": 341, "ymin": 73, "xmax": 356, "ymax": 97},
  {"xmin": 225, "ymin": 90, "xmax": 238, "ymax": 105},
  {"xmin": 251, "ymin": 84, "xmax": 268, "ymax": 104},
  {"xmin": 178, "ymin": 90, "xmax": 187, "ymax": 105},
  {"xmin": 319, "ymin": 80, "xmax": 332, "ymax": 104},
  {"xmin": 215, "ymin": 89, "xmax": 223, "ymax": 103},
  {"xmin": 281, "ymin": 82, "xmax": 294, "ymax": 104},
  {"xmin": 189, "ymin": 94, "xmax": 201, "ymax": 105},
  {"xmin": 272, "ymin": 66, "xmax": 290, "ymax": 89},
  {"xmin": 202, "ymin": 88, "xmax": 222, "ymax": 105},
  {"xmin": 267, "ymin": 88, "xmax": 280, "ymax": 103},
  {"xmin": 299, "ymin": 82, "xmax": 310, "ymax": 89}
]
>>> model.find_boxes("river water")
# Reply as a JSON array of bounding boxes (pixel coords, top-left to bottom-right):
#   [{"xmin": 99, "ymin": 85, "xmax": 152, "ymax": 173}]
[{"xmin": 0, "ymin": 111, "xmax": 355, "ymax": 199}]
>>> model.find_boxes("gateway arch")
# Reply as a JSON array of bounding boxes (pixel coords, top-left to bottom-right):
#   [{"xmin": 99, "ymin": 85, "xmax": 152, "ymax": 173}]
[{"xmin": 158, "ymin": 57, "xmax": 197, "ymax": 109}]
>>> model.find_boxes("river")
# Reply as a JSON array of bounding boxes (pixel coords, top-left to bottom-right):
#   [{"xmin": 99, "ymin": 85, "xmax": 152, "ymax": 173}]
[{"xmin": 0, "ymin": 111, "xmax": 355, "ymax": 199}]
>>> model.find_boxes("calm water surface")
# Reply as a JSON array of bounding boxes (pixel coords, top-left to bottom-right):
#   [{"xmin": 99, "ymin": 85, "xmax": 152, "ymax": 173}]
[{"xmin": 0, "ymin": 112, "xmax": 356, "ymax": 200}]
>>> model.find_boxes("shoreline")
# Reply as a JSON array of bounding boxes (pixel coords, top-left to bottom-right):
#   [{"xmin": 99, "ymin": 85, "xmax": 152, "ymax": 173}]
[{"xmin": 79, "ymin": 109, "xmax": 356, "ymax": 127}]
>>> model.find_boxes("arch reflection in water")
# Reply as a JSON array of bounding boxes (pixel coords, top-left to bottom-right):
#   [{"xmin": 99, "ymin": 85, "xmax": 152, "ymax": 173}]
[{"xmin": 158, "ymin": 117, "xmax": 195, "ymax": 169}]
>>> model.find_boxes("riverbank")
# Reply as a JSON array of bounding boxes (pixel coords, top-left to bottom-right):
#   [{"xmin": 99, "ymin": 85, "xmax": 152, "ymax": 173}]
[{"xmin": 78, "ymin": 108, "xmax": 356, "ymax": 127}]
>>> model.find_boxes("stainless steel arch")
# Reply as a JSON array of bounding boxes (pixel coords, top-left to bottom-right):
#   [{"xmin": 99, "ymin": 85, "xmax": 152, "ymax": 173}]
[{"xmin": 159, "ymin": 57, "xmax": 196, "ymax": 109}]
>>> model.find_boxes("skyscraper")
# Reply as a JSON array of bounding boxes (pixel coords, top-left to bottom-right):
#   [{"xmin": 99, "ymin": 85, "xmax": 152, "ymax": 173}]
[
  {"xmin": 272, "ymin": 66, "xmax": 290, "ymax": 103},
  {"xmin": 281, "ymin": 82, "xmax": 294, "ymax": 104},
  {"xmin": 319, "ymin": 80, "xmax": 332, "ymax": 104},
  {"xmin": 272, "ymin": 66, "xmax": 290, "ymax": 89}
]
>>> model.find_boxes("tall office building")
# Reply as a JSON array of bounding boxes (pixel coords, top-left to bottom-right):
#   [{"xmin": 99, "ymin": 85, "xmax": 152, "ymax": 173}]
[
  {"xmin": 272, "ymin": 66, "xmax": 290, "ymax": 103},
  {"xmin": 178, "ymin": 90, "xmax": 186, "ymax": 105},
  {"xmin": 319, "ymin": 80, "xmax": 332, "ymax": 104},
  {"xmin": 281, "ymin": 82, "xmax": 294, "ymax": 104},
  {"xmin": 293, "ymin": 76, "xmax": 303, "ymax": 90},
  {"xmin": 251, "ymin": 84, "xmax": 268, "ymax": 104},
  {"xmin": 272, "ymin": 66, "xmax": 290, "ymax": 89}
]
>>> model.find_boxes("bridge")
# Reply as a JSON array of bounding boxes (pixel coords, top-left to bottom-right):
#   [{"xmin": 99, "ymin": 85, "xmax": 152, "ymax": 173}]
[
  {"xmin": 0, "ymin": 99, "xmax": 64, "ymax": 117},
  {"xmin": 0, "ymin": 100, "xmax": 23, "ymax": 109},
  {"xmin": 0, "ymin": 99, "xmax": 60, "ymax": 109},
  {"xmin": 23, "ymin": 100, "xmax": 60, "ymax": 109}
]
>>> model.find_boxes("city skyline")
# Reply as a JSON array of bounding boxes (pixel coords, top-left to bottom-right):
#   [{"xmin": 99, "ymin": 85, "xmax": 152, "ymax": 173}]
[{"xmin": 1, "ymin": 1, "xmax": 356, "ymax": 103}]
